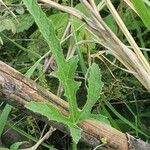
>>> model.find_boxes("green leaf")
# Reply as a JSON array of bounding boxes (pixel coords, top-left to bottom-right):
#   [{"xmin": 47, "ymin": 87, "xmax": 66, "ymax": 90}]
[
  {"xmin": 14, "ymin": 14, "xmax": 34, "ymax": 33},
  {"xmin": 82, "ymin": 114, "xmax": 110, "ymax": 125},
  {"xmin": 25, "ymin": 102, "xmax": 82, "ymax": 144},
  {"xmin": 0, "ymin": 104, "xmax": 12, "ymax": 136},
  {"xmin": 81, "ymin": 63, "xmax": 103, "ymax": 115},
  {"xmin": 67, "ymin": 123, "xmax": 82, "ymax": 144},
  {"xmin": 78, "ymin": 64, "xmax": 110, "ymax": 124},
  {"xmin": 25, "ymin": 102, "xmax": 68, "ymax": 122},
  {"xmin": 10, "ymin": 141, "xmax": 28, "ymax": 150},
  {"xmin": 75, "ymin": 3, "xmax": 89, "ymax": 16},
  {"xmin": 49, "ymin": 13, "xmax": 69, "ymax": 39},
  {"xmin": 132, "ymin": 0, "xmax": 150, "ymax": 30},
  {"xmin": 23, "ymin": 0, "xmax": 81, "ymax": 122},
  {"xmin": 0, "ymin": 18, "xmax": 16, "ymax": 34},
  {"xmin": 104, "ymin": 14, "xmax": 117, "ymax": 33}
]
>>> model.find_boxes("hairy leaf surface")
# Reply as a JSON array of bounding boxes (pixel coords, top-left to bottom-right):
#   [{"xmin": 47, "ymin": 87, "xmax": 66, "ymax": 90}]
[
  {"xmin": 23, "ymin": 0, "xmax": 80, "ymax": 121},
  {"xmin": 25, "ymin": 102, "xmax": 81, "ymax": 144}
]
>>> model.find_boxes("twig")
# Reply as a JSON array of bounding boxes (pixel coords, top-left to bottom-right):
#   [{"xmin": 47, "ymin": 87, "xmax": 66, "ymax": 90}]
[
  {"xmin": 21, "ymin": 127, "xmax": 56, "ymax": 150},
  {"xmin": 0, "ymin": 60, "xmax": 128, "ymax": 149}
]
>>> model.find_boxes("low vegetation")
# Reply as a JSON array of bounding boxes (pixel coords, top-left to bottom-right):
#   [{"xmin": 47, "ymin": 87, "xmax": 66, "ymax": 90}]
[{"xmin": 0, "ymin": 0, "xmax": 150, "ymax": 149}]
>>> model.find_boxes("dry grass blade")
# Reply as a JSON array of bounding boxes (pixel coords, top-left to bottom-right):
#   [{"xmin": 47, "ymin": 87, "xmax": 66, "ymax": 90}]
[
  {"xmin": 123, "ymin": 0, "xmax": 138, "ymax": 14},
  {"xmin": 21, "ymin": 127, "xmax": 56, "ymax": 150},
  {"xmin": 39, "ymin": 0, "xmax": 150, "ymax": 91},
  {"xmin": 104, "ymin": 0, "xmax": 150, "ymax": 74},
  {"xmin": 40, "ymin": 0, "xmax": 85, "ymax": 20}
]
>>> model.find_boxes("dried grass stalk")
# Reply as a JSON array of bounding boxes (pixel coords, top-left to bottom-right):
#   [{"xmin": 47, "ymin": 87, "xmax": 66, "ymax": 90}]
[{"xmin": 40, "ymin": 0, "xmax": 150, "ymax": 91}]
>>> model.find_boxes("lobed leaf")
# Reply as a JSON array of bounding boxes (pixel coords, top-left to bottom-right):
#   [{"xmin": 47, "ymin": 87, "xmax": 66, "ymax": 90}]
[
  {"xmin": 25, "ymin": 102, "xmax": 81, "ymax": 144},
  {"xmin": 23, "ymin": 0, "xmax": 80, "ymax": 121},
  {"xmin": 78, "ymin": 63, "xmax": 110, "ymax": 124},
  {"xmin": 81, "ymin": 63, "xmax": 103, "ymax": 115}
]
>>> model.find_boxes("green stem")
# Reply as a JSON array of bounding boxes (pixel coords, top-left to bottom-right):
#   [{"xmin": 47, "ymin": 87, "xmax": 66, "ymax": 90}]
[{"xmin": 72, "ymin": 140, "xmax": 77, "ymax": 150}]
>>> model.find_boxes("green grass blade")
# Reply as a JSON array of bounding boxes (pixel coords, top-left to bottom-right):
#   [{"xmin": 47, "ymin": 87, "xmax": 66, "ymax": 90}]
[
  {"xmin": 132, "ymin": 0, "xmax": 150, "ymax": 30},
  {"xmin": 7, "ymin": 122, "xmax": 57, "ymax": 150},
  {"xmin": 0, "ymin": 33, "xmax": 40, "ymax": 59},
  {"xmin": 71, "ymin": 22, "xmax": 87, "ymax": 75},
  {"xmin": 0, "ymin": 104, "xmax": 12, "ymax": 136},
  {"xmin": 25, "ymin": 51, "xmax": 50, "ymax": 78},
  {"xmin": 105, "ymin": 100, "xmax": 150, "ymax": 138},
  {"xmin": 101, "ymin": 104, "xmax": 120, "ymax": 130}
]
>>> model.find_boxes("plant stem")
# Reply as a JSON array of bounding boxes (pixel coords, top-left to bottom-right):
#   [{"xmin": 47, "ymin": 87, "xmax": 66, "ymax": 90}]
[{"xmin": 72, "ymin": 140, "xmax": 77, "ymax": 150}]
